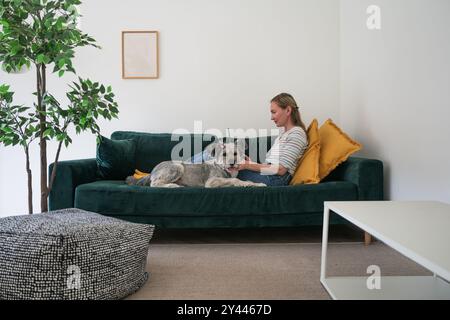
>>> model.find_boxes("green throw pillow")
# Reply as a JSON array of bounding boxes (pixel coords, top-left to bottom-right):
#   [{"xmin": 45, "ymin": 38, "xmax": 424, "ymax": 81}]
[{"xmin": 96, "ymin": 135, "xmax": 136, "ymax": 180}]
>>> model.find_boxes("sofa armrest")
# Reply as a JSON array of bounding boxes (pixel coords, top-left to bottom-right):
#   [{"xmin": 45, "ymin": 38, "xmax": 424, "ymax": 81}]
[
  {"xmin": 324, "ymin": 157, "xmax": 384, "ymax": 200},
  {"xmin": 49, "ymin": 159, "xmax": 98, "ymax": 210}
]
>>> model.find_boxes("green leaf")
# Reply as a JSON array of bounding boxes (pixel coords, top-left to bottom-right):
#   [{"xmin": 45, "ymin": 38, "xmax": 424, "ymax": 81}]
[
  {"xmin": 109, "ymin": 106, "xmax": 119, "ymax": 114},
  {"xmin": 43, "ymin": 128, "xmax": 53, "ymax": 138},
  {"xmin": 0, "ymin": 20, "xmax": 10, "ymax": 29},
  {"xmin": 44, "ymin": 19, "xmax": 52, "ymax": 28},
  {"xmin": 55, "ymin": 17, "xmax": 64, "ymax": 31},
  {"xmin": 73, "ymin": 82, "xmax": 81, "ymax": 90},
  {"xmin": 0, "ymin": 85, "xmax": 10, "ymax": 94},
  {"xmin": 17, "ymin": 106, "xmax": 29, "ymax": 113},
  {"xmin": 37, "ymin": 54, "xmax": 47, "ymax": 64},
  {"xmin": 58, "ymin": 59, "xmax": 65, "ymax": 69},
  {"xmin": 31, "ymin": 43, "xmax": 39, "ymax": 53}
]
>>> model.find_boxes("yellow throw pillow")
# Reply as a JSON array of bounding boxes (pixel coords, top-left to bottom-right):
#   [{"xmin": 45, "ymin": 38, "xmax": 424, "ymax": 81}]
[
  {"xmin": 133, "ymin": 169, "xmax": 150, "ymax": 180},
  {"xmin": 318, "ymin": 119, "xmax": 362, "ymax": 180},
  {"xmin": 290, "ymin": 119, "xmax": 321, "ymax": 185}
]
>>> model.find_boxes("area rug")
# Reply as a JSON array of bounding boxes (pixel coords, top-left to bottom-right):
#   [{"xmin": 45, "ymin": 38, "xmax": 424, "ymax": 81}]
[{"xmin": 126, "ymin": 242, "xmax": 430, "ymax": 300}]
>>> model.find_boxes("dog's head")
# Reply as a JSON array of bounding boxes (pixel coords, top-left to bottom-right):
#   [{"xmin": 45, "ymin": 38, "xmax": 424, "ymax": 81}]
[{"xmin": 206, "ymin": 138, "xmax": 247, "ymax": 170}]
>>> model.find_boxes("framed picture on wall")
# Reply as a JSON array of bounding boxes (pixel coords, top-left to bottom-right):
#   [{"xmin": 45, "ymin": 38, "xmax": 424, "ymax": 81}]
[{"xmin": 122, "ymin": 31, "xmax": 159, "ymax": 79}]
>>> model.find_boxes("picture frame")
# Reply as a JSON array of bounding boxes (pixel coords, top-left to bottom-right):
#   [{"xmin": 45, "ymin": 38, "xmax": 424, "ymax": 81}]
[{"xmin": 122, "ymin": 31, "xmax": 159, "ymax": 79}]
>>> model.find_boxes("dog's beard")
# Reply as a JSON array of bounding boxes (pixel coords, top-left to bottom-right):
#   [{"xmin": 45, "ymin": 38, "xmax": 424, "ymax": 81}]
[
  {"xmin": 209, "ymin": 158, "xmax": 239, "ymax": 177},
  {"xmin": 225, "ymin": 166, "xmax": 239, "ymax": 178},
  {"xmin": 223, "ymin": 161, "xmax": 241, "ymax": 178}
]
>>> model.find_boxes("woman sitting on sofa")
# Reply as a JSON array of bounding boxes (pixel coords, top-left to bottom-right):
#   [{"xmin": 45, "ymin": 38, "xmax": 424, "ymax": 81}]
[{"xmin": 235, "ymin": 92, "xmax": 308, "ymax": 186}]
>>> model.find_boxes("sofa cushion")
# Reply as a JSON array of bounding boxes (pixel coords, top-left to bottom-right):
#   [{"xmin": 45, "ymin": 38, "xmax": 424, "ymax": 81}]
[
  {"xmin": 111, "ymin": 131, "xmax": 216, "ymax": 172},
  {"xmin": 319, "ymin": 119, "xmax": 362, "ymax": 180},
  {"xmin": 290, "ymin": 119, "xmax": 321, "ymax": 185},
  {"xmin": 74, "ymin": 181, "xmax": 358, "ymax": 220},
  {"xmin": 96, "ymin": 135, "xmax": 136, "ymax": 180}
]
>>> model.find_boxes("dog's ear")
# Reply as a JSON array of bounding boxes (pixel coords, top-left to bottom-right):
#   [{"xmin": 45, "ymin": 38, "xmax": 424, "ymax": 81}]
[
  {"xmin": 205, "ymin": 142, "xmax": 217, "ymax": 157},
  {"xmin": 205, "ymin": 140, "xmax": 225, "ymax": 157}
]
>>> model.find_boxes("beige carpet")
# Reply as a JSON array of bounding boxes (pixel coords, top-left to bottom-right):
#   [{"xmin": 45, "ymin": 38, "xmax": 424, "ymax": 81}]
[{"xmin": 127, "ymin": 241, "xmax": 430, "ymax": 300}]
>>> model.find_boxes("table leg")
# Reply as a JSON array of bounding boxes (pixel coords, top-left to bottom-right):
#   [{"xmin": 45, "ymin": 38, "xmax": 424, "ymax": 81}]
[
  {"xmin": 364, "ymin": 231, "xmax": 372, "ymax": 246},
  {"xmin": 320, "ymin": 206, "xmax": 330, "ymax": 281}
]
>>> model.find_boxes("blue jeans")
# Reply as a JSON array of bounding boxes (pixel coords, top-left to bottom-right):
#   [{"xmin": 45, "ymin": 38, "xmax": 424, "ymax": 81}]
[{"xmin": 237, "ymin": 170, "xmax": 292, "ymax": 186}]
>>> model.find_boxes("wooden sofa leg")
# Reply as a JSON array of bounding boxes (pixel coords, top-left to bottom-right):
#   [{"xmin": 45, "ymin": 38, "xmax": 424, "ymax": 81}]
[{"xmin": 364, "ymin": 232, "xmax": 372, "ymax": 246}]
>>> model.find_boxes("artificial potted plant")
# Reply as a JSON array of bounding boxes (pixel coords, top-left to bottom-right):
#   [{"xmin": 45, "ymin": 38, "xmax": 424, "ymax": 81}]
[{"xmin": 0, "ymin": 0, "xmax": 119, "ymax": 213}]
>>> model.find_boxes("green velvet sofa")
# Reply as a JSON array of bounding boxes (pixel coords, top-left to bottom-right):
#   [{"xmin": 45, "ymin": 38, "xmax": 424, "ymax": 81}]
[{"xmin": 49, "ymin": 131, "xmax": 384, "ymax": 228}]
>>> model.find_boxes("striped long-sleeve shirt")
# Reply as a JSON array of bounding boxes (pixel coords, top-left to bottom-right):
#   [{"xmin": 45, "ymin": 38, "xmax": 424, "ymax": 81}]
[{"xmin": 264, "ymin": 126, "xmax": 308, "ymax": 175}]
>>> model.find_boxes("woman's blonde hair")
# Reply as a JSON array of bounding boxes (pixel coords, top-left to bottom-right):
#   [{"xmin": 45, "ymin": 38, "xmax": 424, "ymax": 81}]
[{"xmin": 271, "ymin": 93, "xmax": 307, "ymax": 133}]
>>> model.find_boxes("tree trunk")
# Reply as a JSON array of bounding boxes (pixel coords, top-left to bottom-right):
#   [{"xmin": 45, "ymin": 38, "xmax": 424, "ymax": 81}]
[
  {"xmin": 48, "ymin": 139, "xmax": 63, "ymax": 195},
  {"xmin": 40, "ymin": 137, "xmax": 48, "ymax": 212},
  {"xmin": 25, "ymin": 146, "xmax": 33, "ymax": 214},
  {"xmin": 37, "ymin": 64, "xmax": 49, "ymax": 213}
]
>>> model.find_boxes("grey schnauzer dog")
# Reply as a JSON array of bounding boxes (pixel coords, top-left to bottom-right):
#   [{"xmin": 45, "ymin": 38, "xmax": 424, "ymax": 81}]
[{"xmin": 126, "ymin": 139, "xmax": 266, "ymax": 188}]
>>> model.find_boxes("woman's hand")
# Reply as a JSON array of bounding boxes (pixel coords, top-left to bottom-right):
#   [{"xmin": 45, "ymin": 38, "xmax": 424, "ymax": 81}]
[
  {"xmin": 244, "ymin": 155, "xmax": 254, "ymax": 162},
  {"xmin": 238, "ymin": 155, "xmax": 254, "ymax": 171},
  {"xmin": 237, "ymin": 163, "xmax": 247, "ymax": 171}
]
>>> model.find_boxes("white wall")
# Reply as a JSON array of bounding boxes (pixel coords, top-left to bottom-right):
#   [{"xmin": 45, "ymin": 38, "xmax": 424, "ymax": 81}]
[
  {"xmin": 0, "ymin": 0, "xmax": 340, "ymax": 216},
  {"xmin": 340, "ymin": 0, "xmax": 450, "ymax": 201}
]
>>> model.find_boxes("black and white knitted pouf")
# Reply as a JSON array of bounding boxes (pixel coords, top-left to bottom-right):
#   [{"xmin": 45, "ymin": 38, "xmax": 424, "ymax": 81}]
[{"xmin": 0, "ymin": 208, "xmax": 155, "ymax": 300}]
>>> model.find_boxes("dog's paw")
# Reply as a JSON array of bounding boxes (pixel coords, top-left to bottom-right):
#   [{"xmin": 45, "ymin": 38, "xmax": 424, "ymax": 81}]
[
  {"xmin": 125, "ymin": 176, "xmax": 138, "ymax": 185},
  {"xmin": 136, "ymin": 175, "xmax": 152, "ymax": 186},
  {"xmin": 164, "ymin": 183, "xmax": 181, "ymax": 188},
  {"xmin": 242, "ymin": 182, "xmax": 266, "ymax": 187}
]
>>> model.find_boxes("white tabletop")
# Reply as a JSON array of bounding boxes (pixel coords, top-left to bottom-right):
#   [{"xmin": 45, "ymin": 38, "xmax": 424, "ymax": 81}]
[{"xmin": 324, "ymin": 201, "xmax": 450, "ymax": 282}]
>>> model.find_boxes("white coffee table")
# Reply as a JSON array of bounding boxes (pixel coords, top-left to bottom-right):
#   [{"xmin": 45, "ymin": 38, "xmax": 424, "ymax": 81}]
[{"xmin": 320, "ymin": 201, "xmax": 450, "ymax": 300}]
